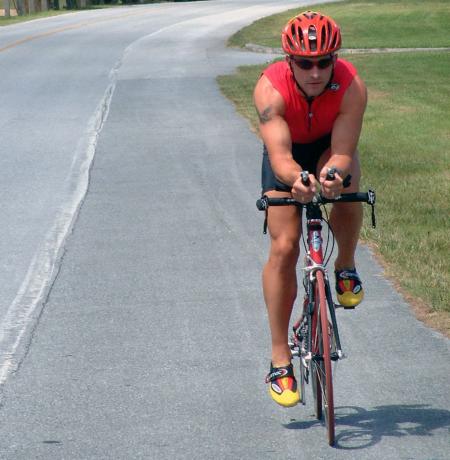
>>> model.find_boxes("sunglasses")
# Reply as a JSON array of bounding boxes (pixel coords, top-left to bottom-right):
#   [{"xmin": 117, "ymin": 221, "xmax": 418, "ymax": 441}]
[{"xmin": 290, "ymin": 56, "xmax": 334, "ymax": 70}]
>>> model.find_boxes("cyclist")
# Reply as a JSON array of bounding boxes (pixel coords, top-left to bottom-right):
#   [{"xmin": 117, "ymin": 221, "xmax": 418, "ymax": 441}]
[{"xmin": 254, "ymin": 11, "xmax": 367, "ymax": 407}]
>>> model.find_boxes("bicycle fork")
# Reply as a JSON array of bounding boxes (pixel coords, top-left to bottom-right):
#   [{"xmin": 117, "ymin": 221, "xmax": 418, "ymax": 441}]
[{"xmin": 289, "ymin": 270, "xmax": 345, "ymax": 367}]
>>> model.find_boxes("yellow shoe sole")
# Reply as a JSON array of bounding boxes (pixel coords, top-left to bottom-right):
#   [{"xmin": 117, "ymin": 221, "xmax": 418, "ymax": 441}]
[
  {"xmin": 337, "ymin": 290, "xmax": 364, "ymax": 308},
  {"xmin": 269, "ymin": 386, "xmax": 300, "ymax": 408}
]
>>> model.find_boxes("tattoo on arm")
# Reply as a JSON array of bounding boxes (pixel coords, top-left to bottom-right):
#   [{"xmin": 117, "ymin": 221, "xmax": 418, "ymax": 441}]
[{"xmin": 257, "ymin": 106, "xmax": 273, "ymax": 124}]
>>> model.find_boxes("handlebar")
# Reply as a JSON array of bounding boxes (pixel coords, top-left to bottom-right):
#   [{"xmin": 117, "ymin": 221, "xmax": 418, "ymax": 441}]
[
  {"xmin": 256, "ymin": 190, "xmax": 376, "ymax": 228},
  {"xmin": 257, "ymin": 191, "xmax": 375, "ymax": 209}
]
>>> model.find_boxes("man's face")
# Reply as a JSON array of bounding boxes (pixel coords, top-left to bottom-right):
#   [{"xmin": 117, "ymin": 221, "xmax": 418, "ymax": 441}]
[{"xmin": 288, "ymin": 54, "xmax": 336, "ymax": 97}]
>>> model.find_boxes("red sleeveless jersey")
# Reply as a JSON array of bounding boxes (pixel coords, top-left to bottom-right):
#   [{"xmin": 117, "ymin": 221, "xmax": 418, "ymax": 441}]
[{"xmin": 262, "ymin": 59, "xmax": 357, "ymax": 144}]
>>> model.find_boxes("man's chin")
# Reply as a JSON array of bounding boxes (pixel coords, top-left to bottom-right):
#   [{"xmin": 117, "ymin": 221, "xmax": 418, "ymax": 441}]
[{"xmin": 305, "ymin": 84, "xmax": 326, "ymax": 97}]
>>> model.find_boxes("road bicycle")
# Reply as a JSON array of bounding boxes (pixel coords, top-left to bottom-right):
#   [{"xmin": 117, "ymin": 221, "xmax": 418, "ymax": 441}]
[{"xmin": 257, "ymin": 170, "xmax": 376, "ymax": 446}]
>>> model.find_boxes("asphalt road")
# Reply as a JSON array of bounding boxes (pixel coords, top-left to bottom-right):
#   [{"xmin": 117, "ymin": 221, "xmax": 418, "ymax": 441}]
[{"xmin": 0, "ymin": 1, "xmax": 449, "ymax": 458}]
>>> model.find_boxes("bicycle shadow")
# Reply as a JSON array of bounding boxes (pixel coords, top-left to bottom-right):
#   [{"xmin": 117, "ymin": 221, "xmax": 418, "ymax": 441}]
[{"xmin": 283, "ymin": 404, "xmax": 450, "ymax": 449}]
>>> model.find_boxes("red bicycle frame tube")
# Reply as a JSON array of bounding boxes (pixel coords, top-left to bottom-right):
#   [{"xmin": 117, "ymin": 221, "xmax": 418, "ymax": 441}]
[{"xmin": 307, "ymin": 219, "xmax": 324, "ymax": 265}]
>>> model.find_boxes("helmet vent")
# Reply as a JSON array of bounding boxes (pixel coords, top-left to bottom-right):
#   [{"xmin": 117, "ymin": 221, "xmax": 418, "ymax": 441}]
[
  {"xmin": 321, "ymin": 25, "xmax": 327, "ymax": 51},
  {"xmin": 308, "ymin": 26, "xmax": 317, "ymax": 51},
  {"xmin": 290, "ymin": 24, "xmax": 301, "ymax": 51},
  {"xmin": 308, "ymin": 25, "xmax": 317, "ymax": 40}
]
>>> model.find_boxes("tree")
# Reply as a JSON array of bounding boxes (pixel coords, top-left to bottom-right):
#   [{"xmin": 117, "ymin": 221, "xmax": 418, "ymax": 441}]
[
  {"xmin": 4, "ymin": 0, "xmax": 11, "ymax": 17},
  {"xmin": 16, "ymin": 0, "xmax": 25, "ymax": 15}
]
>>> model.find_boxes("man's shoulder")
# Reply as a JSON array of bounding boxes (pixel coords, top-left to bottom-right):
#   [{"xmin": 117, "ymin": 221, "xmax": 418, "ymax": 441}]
[
  {"xmin": 262, "ymin": 60, "xmax": 292, "ymax": 97},
  {"xmin": 329, "ymin": 58, "xmax": 360, "ymax": 98},
  {"xmin": 263, "ymin": 60, "xmax": 289, "ymax": 79},
  {"xmin": 265, "ymin": 59, "xmax": 288, "ymax": 70},
  {"xmin": 335, "ymin": 58, "xmax": 358, "ymax": 79}
]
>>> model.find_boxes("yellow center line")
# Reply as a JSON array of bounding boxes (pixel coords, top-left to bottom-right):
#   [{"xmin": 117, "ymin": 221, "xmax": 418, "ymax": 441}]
[{"xmin": 0, "ymin": 10, "xmax": 146, "ymax": 53}]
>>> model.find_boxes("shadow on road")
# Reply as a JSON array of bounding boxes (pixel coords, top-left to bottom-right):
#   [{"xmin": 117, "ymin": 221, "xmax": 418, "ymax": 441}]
[{"xmin": 284, "ymin": 404, "xmax": 450, "ymax": 449}]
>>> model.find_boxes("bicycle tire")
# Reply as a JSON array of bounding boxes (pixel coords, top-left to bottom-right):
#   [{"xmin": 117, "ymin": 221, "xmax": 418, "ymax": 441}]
[
  {"xmin": 310, "ymin": 295, "xmax": 322, "ymax": 420},
  {"xmin": 298, "ymin": 316, "xmax": 307, "ymax": 406},
  {"xmin": 299, "ymin": 355, "xmax": 306, "ymax": 405},
  {"xmin": 316, "ymin": 270, "xmax": 336, "ymax": 446}
]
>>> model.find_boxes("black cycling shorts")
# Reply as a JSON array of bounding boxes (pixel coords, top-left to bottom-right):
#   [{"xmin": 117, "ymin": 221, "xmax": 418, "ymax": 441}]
[{"xmin": 261, "ymin": 133, "xmax": 331, "ymax": 193}]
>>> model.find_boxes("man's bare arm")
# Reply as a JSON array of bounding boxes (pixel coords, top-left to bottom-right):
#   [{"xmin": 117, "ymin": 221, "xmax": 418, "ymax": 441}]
[
  {"xmin": 257, "ymin": 105, "xmax": 276, "ymax": 124},
  {"xmin": 254, "ymin": 75, "xmax": 302, "ymax": 187}
]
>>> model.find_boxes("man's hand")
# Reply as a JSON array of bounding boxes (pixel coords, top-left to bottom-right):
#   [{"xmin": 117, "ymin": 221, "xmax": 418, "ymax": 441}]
[
  {"xmin": 291, "ymin": 173, "xmax": 318, "ymax": 203},
  {"xmin": 319, "ymin": 166, "xmax": 344, "ymax": 199}
]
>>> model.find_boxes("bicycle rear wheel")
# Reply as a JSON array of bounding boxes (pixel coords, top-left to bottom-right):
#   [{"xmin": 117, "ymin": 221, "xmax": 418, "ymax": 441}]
[{"xmin": 314, "ymin": 270, "xmax": 335, "ymax": 446}]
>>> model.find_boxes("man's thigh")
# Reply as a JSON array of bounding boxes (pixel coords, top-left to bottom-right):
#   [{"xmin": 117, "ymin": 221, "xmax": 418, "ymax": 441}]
[{"xmin": 264, "ymin": 190, "xmax": 302, "ymax": 242}]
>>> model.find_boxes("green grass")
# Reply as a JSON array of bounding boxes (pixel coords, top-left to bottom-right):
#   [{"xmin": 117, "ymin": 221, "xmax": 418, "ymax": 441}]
[
  {"xmin": 354, "ymin": 52, "xmax": 450, "ymax": 311},
  {"xmin": 0, "ymin": 10, "xmax": 71, "ymax": 26},
  {"xmin": 228, "ymin": 0, "xmax": 450, "ymax": 49},
  {"xmin": 218, "ymin": 2, "xmax": 450, "ymax": 317}
]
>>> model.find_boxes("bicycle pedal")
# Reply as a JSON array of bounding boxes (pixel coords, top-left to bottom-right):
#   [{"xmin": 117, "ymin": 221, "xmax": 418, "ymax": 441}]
[
  {"xmin": 335, "ymin": 303, "xmax": 356, "ymax": 310},
  {"xmin": 335, "ymin": 350, "xmax": 346, "ymax": 360}
]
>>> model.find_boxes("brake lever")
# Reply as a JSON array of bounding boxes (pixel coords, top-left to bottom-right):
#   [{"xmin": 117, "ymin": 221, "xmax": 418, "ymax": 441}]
[
  {"xmin": 368, "ymin": 190, "xmax": 376, "ymax": 228},
  {"xmin": 301, "ymin": 170, "xmax": 310, "ymax": 186}
]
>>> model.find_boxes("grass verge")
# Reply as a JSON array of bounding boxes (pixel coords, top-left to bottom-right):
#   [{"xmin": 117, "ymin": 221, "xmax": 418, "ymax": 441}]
[
  {"xmin": 0, "ymin": 10, "xmax": 70, "ymax": 26},
  {"xmin": 228, "ymin": 0, "xmax": 450, "ymax": 49},
  {"xmin": 218, "ymin": 2, "xmax": 450, "ymax": 336}
]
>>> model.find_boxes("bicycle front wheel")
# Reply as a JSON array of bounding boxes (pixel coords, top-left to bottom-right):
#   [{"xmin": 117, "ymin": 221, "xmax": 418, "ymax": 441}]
[{"xmin": 314, "ymin": 270, "xmax": 335, "ymax": 446}]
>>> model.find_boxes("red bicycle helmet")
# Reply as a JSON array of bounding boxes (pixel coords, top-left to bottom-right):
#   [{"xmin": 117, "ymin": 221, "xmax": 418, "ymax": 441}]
[{"xmin": 281, "ymin": 11, "xmax": 341, "ymax": 57}]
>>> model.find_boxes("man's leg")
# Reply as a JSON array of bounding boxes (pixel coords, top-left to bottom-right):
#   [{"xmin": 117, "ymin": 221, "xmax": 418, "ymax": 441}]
[
  {"xmin": 262, "ymin": 190, "xmax": 302, "ymax": 407},
  {"xmin": 262, "ymin": 190, "xmax": 302, "ymax": 367},
  {"xmin": 316, "ymin": 149, "xmax": 362, "ymax": 267},
  {"xmin": 317, "ymin": 150, "xmax": 364, "ymax": 306}
]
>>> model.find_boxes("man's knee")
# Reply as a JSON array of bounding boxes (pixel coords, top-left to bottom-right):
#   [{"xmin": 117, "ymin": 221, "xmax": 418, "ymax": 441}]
[{"xmin": 269, "ymin": 238, "xmax": 300, "ymax": 270}]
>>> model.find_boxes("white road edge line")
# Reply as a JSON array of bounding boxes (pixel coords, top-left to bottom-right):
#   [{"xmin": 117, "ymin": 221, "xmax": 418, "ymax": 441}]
[{"xmin": 0, "ymin": 55, "xmax": 120, "ymax": 388}]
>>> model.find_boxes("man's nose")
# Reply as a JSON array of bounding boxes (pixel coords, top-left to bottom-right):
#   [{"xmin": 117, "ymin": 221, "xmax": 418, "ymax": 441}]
[{"xmin": 310, "ymin": 67, "xmax": 320, "ymax": 78}]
